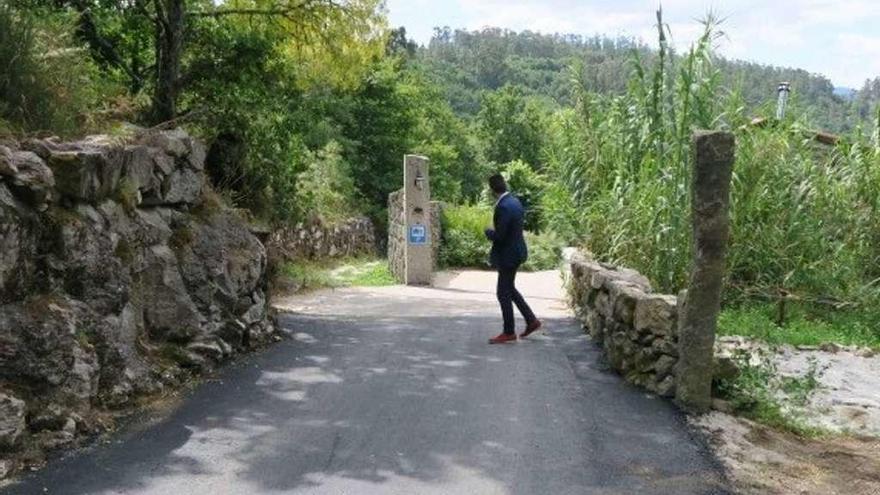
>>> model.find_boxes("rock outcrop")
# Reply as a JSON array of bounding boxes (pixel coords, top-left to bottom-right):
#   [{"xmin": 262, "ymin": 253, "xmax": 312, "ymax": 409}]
[{"xmin": 0, "ymin": 129, "xmax": 275, "ymax": 476}]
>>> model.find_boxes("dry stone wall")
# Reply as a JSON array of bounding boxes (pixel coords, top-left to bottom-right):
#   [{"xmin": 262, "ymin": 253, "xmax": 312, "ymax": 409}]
[
  {"xmin": 569, "ymin": 252, "xmax": 680, "ymax": 397},
  {"xmin": 267, "ymin": 216, "xmax": 376, "ymax": 262},
  {"xmin": 0, "ymin": 129, "xmax": 275, "ymax": 477},
  {"xmin": 387, "ymin": 189, "xmax": 442, "ymax": 282},
  {"xmin": 388, "ymin": 189, "xmax": 406, "ymax": 281}
]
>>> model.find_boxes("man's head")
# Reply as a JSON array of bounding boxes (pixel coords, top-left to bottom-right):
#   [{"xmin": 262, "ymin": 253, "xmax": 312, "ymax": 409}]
[{"xmin": 488, "ymin": 174, "xmax": 507, "ymax": 197}]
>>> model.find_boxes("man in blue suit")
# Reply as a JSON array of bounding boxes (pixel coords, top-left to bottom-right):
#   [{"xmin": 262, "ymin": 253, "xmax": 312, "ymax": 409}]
[{"xmin": 484, "ymin": 174, "xmax": 542, "ymax": 344}]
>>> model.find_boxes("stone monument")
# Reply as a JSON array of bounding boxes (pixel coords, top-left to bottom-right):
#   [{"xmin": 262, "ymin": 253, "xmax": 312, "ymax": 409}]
[{"xmin": 403, "ymin": 154, "xmax": 432, "ymax": 285}]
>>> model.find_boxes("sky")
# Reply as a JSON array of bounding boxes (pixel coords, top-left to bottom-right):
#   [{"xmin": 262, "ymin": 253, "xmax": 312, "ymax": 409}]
[{"xmin": 385, "ymin": 0, "xmax": 880, "ymax": 89}]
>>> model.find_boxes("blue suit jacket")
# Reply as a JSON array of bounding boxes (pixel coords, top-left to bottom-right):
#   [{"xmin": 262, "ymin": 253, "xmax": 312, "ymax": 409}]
[{"xmin": 485, "ymin": 194, "xmax": 528, "ymax": 269}]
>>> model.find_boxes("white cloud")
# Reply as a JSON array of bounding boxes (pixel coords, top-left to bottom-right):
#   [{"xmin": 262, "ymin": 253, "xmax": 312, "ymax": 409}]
[
  {"xmin": 833, "ymin": 33, "xmax": 880, "ymax": 87},
  {"xmin": 797, "ymin": 0, "xmax": 880, "ymax": 24},
  {"xmin": 454, "ymin": 0, "xmax": 644, "ymax": 35}
]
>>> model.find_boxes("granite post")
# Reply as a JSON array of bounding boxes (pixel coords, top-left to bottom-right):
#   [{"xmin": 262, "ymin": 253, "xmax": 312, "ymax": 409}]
[
  {"xmin": 675, "ymin": 131, "xmax": 735, "ymax": 413},
  {"xmin": 403, "ymin": 155, "xmax": 432, "ymax": 285}
]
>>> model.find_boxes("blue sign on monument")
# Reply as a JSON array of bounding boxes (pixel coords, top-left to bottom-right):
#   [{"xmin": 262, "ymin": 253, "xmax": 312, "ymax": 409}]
[{"xmin": 409, "ymin": 224, "xmax": 427, "ymax": 245}]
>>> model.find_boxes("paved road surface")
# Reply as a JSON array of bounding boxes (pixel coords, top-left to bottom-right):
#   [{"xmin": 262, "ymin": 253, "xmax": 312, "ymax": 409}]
[{"xmin": 3, "ymin": 271, "xmax": 729, "ymax": 494}]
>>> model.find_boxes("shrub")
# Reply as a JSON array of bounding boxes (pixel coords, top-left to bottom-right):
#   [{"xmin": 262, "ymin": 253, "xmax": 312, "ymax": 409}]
[
  {"xmin": 440, "ymin": 203, "xmax": 563, "ymax": 271},
  {"xmin": 539, "ymin": 178, "xmax": 582, "ymax": 244},
  {"xmin": 501, "ymin": 159, "xmax": 546, "ymax": 232},
  {"xmin": 0, "ymin": 5, "xmax": 119, "ymax": 135},
  {"xmin": 522, "ymin": 231, "xmax": 564, "ymax": 271},
  {"xmin": 439, "ymin": 204, "xmax": 492, "ymax": 268},
  {"xmin": 295, "ymin": 141, "xmax": 361, "ymax": 223},
  {"xmin": 481, "ymin": 159, "xmax": 547, "ymax": 232}
]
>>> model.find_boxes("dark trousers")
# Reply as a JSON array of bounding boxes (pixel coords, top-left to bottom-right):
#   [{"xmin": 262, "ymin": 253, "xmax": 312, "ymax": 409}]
[{"xmin": 497, "ymin": 266, "xmax": 536, "ymax": 334}]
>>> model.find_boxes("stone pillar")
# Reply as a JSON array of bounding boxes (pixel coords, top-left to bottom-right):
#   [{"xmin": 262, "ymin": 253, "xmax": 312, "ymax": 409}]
[
  {"xmin": 676, "ymin": 131, "xmax": 735, "ymax": 413},
  {"xmin": 403, "ymin": 155, "xmax": 432, "ymax": 285}
]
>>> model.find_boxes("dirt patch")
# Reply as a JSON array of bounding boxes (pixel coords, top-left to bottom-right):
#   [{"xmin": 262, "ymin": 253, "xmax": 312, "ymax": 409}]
[{"xmin": 694, "ymin": 411, "xmax": 880, "ymax": 495}]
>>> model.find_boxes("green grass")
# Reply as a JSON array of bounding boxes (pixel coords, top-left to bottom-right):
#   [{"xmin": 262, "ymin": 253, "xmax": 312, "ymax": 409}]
[
  {"xmin": 717, "ymin": 301, "xmax": 878, "ymax": 436},
  {"xmin": 719, "ymin": 302, "xmax": 880, "ymax": 349},
  {"xmin": 281, "ymin": 261, "xmax": 337, "ymax": 291},
  {"xmin": 439, "ymin": 204, "xmax": 493, "ymax": 269},
  {"xmin": 329, "ymin": 260, "xmax": 396, "ymax": 286},
  {"xmin": 280, "ymin": 257, "xmax": 396, "ymax": 292},
  {"xmin": 714, "ymin": 348, "xmax": 825, "ymax": 437}
]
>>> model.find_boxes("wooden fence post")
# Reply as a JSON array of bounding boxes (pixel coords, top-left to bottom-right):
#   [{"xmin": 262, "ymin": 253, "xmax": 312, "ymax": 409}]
[{"xmin": 675, "ymin": 130, "xmax": 735, "ymax": 413}]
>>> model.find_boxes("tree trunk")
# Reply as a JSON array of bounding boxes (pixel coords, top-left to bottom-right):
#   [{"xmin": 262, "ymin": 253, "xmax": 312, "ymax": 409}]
[
  {"xmin": 675, "ymin": 130, "xmax": 735, "ymax": 413},
  {"xmin": 151, "ymin": 0, "xmax": 185, "ymax": 124},
  {"xmin": 71, "ymin": 0, "xmax": 144, "ymax": 93}
]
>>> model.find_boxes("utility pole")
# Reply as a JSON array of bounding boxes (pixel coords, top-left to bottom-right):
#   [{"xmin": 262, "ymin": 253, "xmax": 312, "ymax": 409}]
[
  {"xmin": 874, "ymin": 105, "xmax": 880, "ymax": 152},
  {"xmin": 776, "ymin": 82, "xmax": 791, "ymax": 120}
]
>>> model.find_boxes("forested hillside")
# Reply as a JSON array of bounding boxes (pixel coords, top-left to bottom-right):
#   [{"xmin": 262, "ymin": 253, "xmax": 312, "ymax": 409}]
[{"xmin": 417, "ymin": 26, "xmax": 880, "ymax": 134}]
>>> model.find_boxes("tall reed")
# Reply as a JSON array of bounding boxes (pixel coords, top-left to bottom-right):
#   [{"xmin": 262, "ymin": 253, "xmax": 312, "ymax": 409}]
[{"xmin": 543, "ymin": 10, "xmax": 880, "ymax": 308}]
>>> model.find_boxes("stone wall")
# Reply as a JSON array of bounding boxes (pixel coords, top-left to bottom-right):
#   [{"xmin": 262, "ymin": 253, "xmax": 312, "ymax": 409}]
[
  {"xmin": 430, "ymin": 201, "xmax": 443, "ymax": 272},
  {"xmin": 569, "ymin": 252, "xmax": 679, "ymax": 397},
  {"xmin": 0, "ymin": 129, "xmax": 275, "ymax": 477},
  {"xmin": 388, "ymin": 189, "xmax": 406, "ymax": 281},
  {"xmin": 387, "ymin": 188, "xmax": 443, "ymax": 282},
  {"xmin": 266, "ymin": 216, "xmax": 377, "ymax": 263}
]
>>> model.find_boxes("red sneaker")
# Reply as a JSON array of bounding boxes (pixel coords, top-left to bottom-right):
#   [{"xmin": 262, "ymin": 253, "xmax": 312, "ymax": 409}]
[
  {"xmin": 519, "ymin": 319, "xmax": 543, "ymax": 339},
  {"xmin": 488, "ymin": 333, "xmax": 517, "ymax": 344}
]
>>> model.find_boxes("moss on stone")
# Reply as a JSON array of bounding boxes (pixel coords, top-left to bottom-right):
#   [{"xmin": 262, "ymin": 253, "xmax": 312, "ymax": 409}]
[
  {"xmin": 191, "ymin": 187, "xmax": 223, "ymax": 222},
  {"xmin": 169, "ymin": 225, "xmax": 194, "ymax": 252},
  {"xmin": 157, "ymin": 343, "xmax": 189, "ymax": 367},
  {"xmin": 116, "ymin": 178, "xmax": 140, "ymax": 214},
  {"xmin": 75, "ymin": 329, "xmax": 92, "ymax": 349},
  {"xmin": 113, "ymin": 238, "xmax": 135, "ymax": 265}
]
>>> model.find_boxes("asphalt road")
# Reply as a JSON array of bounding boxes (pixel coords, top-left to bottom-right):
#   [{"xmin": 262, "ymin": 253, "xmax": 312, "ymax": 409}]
[{"xmin": 3, "ymin": 271, "xmax": 729, "ymax": 494}]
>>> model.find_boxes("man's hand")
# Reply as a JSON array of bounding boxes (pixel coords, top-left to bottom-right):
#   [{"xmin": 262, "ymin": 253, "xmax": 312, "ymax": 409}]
[{"xmin": 485, "ymin": 228, "xmax": 495, "ymax": 240}]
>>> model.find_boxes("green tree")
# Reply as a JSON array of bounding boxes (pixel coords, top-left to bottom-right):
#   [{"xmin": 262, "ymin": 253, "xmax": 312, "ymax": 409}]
[
  {"xmin": 387, "ymin": 26, "xmax": 417, "ymax": 58},
  {"xmin": 31, "ymin": 0, "xmax": 386, "ymax": 124},
  {"xmin": 403, "ymin": 69, "xmax": 485, "ymax": 202},
  {"xmin": 477, "ymin": 85, "xmax": 546, "ymax": 168},
  {"xmin": 341, "ymin": 58, "xmax": 418, "ymax": 216},
  {"xmin": 295, "ymin": 141, "xmax": 360, "ymax": 223},
  {"xmin": 500, "ymin": 159, "xmax": 545, "ymax": 231},
  {"xmin": 417, "ymin": 26, "xmax": 866, "ymax": 132}
]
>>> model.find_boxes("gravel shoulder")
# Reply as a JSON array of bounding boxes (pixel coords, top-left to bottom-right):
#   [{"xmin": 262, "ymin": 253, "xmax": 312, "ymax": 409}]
[
  {"xmin": 693, "ymin": 412, "xmax": 880, "ymax": 495},
  {"xmin": 699, "ymin": 337, "xmax": 880, "ymax": 494}
]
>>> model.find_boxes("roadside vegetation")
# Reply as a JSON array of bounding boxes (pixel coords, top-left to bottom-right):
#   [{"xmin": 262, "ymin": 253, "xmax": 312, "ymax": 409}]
[
  {"xmin": 714, "ymin": 348, "xmax": 825, "ymax": 436},
  {"xmin": 720, "ymin": 304, "xmax": 880, "ymax": 350},
  {"xmin": 278, "ymin": 258, "xmax": 396, "ymax": 293},
  {"xmin": 535, "ymin": 15, "xmax": 880, "ymax": 353},
  {"xmin": 439, "ymin": 204, "xmax": 564, "ymax": 271}
]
